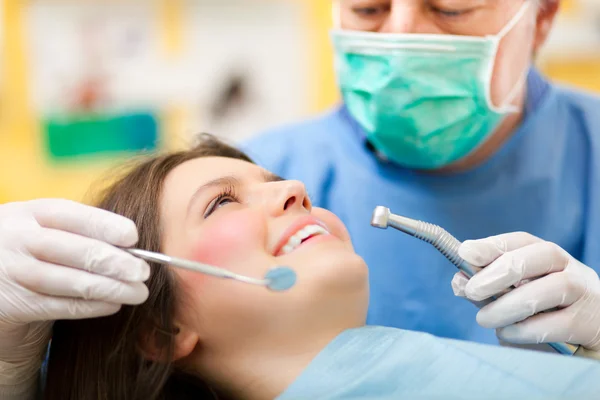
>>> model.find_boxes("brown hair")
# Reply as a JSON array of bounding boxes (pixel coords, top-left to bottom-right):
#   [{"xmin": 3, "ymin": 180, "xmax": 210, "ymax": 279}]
[{"xmin": 44, "ymin": 134, "xmax": 253, "ymax": 400}]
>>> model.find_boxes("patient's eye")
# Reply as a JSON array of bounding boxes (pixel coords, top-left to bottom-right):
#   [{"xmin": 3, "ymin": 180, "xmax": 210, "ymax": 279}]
[{"xmin": 204, "ymin": 186, "xmax": 239, "ymax": 218}]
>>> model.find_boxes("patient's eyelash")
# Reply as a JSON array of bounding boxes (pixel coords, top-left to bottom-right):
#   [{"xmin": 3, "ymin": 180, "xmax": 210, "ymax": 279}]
[{"xmin": 204, "ymin": 184, "xmax": 240, "ymax": 218}]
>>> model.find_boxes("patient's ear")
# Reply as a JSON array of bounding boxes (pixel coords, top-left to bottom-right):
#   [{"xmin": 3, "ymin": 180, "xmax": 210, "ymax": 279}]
[
  {"xmin": 171, "ymin": 322, "xmax": 200, "ymax": 361},
  {"xmin": 140, "ymin": 322, "xmax": 200, "ymax": 362}
]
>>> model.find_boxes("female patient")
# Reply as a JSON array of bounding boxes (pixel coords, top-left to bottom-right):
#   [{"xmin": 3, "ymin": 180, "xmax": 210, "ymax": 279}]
[{"xmin": 45, "ymin": 134, "xmax": 600, "ymax": 400}]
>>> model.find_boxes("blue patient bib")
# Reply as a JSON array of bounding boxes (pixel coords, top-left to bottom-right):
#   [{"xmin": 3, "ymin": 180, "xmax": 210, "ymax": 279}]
[{"xmin": 278, "ymin": 326, "xmax": 600, "ymax": 399}]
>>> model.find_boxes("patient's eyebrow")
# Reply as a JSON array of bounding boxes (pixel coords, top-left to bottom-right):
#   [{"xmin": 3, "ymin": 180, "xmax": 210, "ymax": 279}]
[
  {"xmin": 186, "ymin": 172, "xmax": 284, "ymax": 217},
  {"xmin": 186, "ymin": 176, "xmax": 241, "ymax": 216},
  {"xmin": 262, "ymin": 170, "xmax": 284, "ymax": 183}
]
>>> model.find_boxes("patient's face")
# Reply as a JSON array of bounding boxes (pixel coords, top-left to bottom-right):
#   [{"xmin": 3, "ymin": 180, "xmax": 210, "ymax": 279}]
[{"xmin": 159, "ymin": 156, "xmax": 369, "ymax": 358}]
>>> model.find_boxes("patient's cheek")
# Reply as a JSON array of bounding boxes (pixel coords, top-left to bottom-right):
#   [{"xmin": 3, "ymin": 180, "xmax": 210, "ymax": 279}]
[{"xmin": 190, "ymin": 210, "xmax": 263, "ymax": 268}]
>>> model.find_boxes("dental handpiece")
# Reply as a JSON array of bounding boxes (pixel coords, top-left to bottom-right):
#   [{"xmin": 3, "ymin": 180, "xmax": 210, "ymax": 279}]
[
  {"xmin": 370, "ymin": 206, "xmax": 579, "ymax": 356},
  {"xmin": 124, "ymin": 248, "xmax": 296, "ymax": 292}
]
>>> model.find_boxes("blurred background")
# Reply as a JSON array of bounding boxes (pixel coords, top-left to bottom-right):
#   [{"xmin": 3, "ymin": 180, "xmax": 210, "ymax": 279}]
[{"xmin": 1, "ymin": 0, "xmax": 599, "ymax": 204}]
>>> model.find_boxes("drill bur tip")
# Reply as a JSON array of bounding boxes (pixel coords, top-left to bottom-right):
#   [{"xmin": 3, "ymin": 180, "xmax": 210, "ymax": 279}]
[{"xmin": 371, "ymin": 206, "xmax": 391, "ymax": 229}]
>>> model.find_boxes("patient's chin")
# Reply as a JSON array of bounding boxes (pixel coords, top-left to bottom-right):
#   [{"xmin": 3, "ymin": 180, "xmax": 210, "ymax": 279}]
[
  {"xmin": 310, "ymin": 252, "xmax": 370, "ymax": 324},
  {"xmin": 292, "ymin": 245, "xmax": 369, "ymax": 297}
]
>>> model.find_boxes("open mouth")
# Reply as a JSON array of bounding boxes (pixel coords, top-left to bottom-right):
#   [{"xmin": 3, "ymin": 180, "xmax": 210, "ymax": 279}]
[{"xmin": 278, "ymin": 224, "xmax": 329, "ymax": 256}]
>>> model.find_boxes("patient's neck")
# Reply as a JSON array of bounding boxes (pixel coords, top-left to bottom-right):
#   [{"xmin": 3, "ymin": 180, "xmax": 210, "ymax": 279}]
[{"xmin": 200, "ymin": 326, "xmax": 350, "ymax": 400}]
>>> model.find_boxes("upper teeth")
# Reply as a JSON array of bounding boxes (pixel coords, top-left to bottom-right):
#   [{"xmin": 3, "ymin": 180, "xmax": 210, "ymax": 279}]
[{"xmin": 281, "ymin": 225, "xmax": 329, "ymax": 255}]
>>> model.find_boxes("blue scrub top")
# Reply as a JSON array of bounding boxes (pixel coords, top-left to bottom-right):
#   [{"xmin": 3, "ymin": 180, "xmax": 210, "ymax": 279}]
[
  {"xmin": 277, "ymin": 326, "xmax": 600, "ymax": 399},
  {"xmin": 243, "ymin": 69, "xmax": 600, "ymax": 345}
]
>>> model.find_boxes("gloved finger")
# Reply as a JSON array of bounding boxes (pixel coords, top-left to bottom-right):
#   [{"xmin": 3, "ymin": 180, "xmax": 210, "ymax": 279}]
[
  {"xmin": 27, "ymin": 199, "xmax": 138, "ymax": 247},
  {"xmin": 496, "ymin": 307, "xmax": 594, "ymax": 349},
  {"xmin": 451, "ymin": 272, "xmax": 469, "ymax": 297},
  {"xmin": 464, "ymin": 241, "xmax": 570, "ymax": 301},
  {"xmin": 12, "ymin": 260, "xmax": 149, "ymax": 305},
  {"xmin": 451, "ymin": 272, "xmax": 495, "ymax": 308},
  {"xmin": 26, "ymin": 227, "xmax": 150, "ymax": 282},
  {"xmin": 29, "ymin": 296, "xmax": 122, "ymax": 320},
  {"xmin": 475, "ymin": 271, "xmax": 585, "ymax": 328},
  {"xmin": 459, "ymin": 232, "xmax": 542, "ymax": 267}
]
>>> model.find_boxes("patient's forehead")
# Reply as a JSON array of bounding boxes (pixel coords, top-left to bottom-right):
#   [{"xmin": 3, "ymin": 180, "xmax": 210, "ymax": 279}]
[{"xmin": 167, "ymin": 156, "xmax": 260, "ymax": 188}]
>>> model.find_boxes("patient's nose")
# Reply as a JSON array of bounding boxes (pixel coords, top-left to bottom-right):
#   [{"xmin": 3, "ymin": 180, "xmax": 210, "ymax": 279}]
[{"xmin": 266, "ymin": 180, "xmax": 311, "ymax": 217}]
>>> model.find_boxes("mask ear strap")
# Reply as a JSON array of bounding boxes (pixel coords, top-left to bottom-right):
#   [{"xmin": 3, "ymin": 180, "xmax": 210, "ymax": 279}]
[
  {"xmin": 496, "ymin": 2, "xmax": 531, "ymax": 39},
  {"xmin": 495, "ymin": 2, "xmax": 533, "ymax": 113},
  {"xmin": 501, "ymin": 71, "xmax": 528, "ymax": 113}
]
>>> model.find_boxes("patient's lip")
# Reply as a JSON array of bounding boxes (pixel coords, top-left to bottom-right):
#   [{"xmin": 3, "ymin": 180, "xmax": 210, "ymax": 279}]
[{"xmin": 272, "ymin": 215, "xmax": 328, "ymax": 256}]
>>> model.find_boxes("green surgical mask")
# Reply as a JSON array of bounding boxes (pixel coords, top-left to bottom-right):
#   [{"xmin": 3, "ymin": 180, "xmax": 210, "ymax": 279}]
[{"xmin": 331, "ymin": 3, "xmax": 530, "ymax": 169}]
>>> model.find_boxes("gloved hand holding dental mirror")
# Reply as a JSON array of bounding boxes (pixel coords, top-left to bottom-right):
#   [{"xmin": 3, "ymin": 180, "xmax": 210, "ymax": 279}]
[
  {"xmin": 0, "ymin": 197, "xmax": 296, "ymax": 399},
  {"xmin": 0, "ymin": 199, "xmax": 152, "ymax": 399},
  {"xmin": 372, "ymin": 205, "xmax": 600, "ymax": 360}
]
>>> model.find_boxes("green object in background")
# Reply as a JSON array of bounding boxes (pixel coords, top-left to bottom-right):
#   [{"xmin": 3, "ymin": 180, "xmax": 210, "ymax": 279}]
[{"xmin": 43, "ymin": 112, "xmax": 159, "ymax": 160}]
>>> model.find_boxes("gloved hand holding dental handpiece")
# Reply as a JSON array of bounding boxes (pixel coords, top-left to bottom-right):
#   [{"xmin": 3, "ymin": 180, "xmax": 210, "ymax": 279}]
[
  {"xmin": 452, "ymin": 232, "xmax": 600, "ymax": 360},
  {"xmin": 0, "ymin": 199, "xmax": 150, "ymax": 399}
]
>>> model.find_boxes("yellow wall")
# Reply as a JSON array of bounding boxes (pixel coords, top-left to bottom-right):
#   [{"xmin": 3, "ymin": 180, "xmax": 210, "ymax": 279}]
[
  {"xmin": 157, "ymin": 0, "xmax": 187, "ymax": 152},
  {"xmin": 538, "ymin": 0, "xmax": 600, "ymax": 92},
  {"xmin": 542, "ymin": 58, "xmax": 600, "ymax": 93},
  {"xmin": 0, "ymin": 0, "xmax": 338, "ymax": 204},
  {"xmin": 306, "ymin": 0, "xmax": 338, "ymax": 113},
  {"xmin": 0, "ymin": 0, "xmax": 72, "ymax": 203},
  {"xmin": 0, "ymin": 0, "xmax": 190, "ymax": 204}
]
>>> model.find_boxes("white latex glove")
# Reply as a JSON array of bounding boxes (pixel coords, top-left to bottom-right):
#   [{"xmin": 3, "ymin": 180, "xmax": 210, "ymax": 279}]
[
  {"xmin": 0, "ymin": 199, "xmax": 150, "ymax": 399},
  {"xmin": 451, "ymin": 232, "xmax": 600, "ymax": 355}
]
